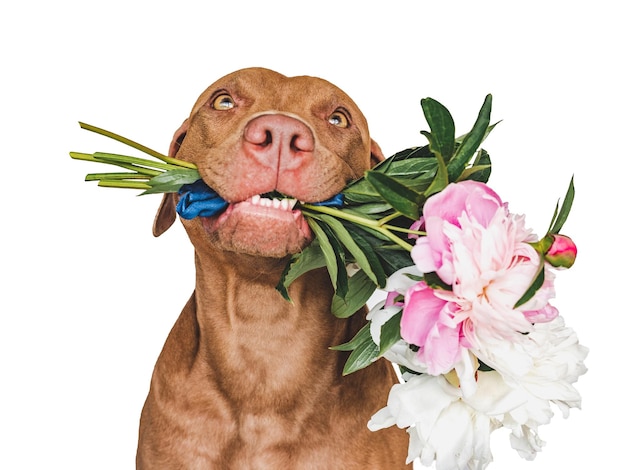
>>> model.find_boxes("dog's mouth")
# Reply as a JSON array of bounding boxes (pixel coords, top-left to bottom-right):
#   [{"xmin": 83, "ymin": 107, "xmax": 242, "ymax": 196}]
[{"xmin": 199, "ymin": 191, "xmax": 313, "ymax": 258}]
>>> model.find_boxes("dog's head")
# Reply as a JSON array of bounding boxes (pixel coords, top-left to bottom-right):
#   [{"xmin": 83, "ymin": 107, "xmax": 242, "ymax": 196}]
[{"xmin": 154, "ymin": 68, "xmax": 383, "ymax": 259}]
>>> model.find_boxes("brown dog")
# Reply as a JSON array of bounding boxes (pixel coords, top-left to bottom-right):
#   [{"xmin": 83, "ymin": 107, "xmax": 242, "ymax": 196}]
[{"xmin": 138, "ymin": 68, "xmax": 409, "ymax": 469}]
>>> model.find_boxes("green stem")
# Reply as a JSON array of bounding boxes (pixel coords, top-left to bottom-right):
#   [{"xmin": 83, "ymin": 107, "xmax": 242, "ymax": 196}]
[
  {"xmin": 71, "ymin": 152, "xmax": 163, "ymax": 177},
  {"xmin": 387, "ymin": 226, "xmax": 426, "ymax": 236},
  {"xmin": 93, "ymin": 152, "xmax": 183, "ymax": 172},
  {"xmin": 78, "ymin": 122, "xmax": 197, "ymax": 169},
  {"xmin": 378, "ymin": 211, "xmax": 403, "ymax": 226},
  {"xmin": 97, "ymin": 180, "xmax": 152, "ymax": 190},
  {"xmin": 86, "ymin": 172, "xmax": 152, "ymax": 181},
  {"xmin": 302, "ymin": 204, "xmax": 413, "ymax": 251}
]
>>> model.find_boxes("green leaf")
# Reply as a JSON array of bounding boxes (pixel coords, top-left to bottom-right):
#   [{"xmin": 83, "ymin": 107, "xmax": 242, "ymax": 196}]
[
  {"xmin": 342, "ymin": 335, "xmax": 379, "ymax": 375},
  {"xmin": 379, "ymin": 312, "xmax": 402, "ymax": 355},
  {"xmin": 420, "ymin": 97, "xmax": 456, "ymax": 163},
  {"xmin": 308, "ymin": 218, "xmax": 348, "ymax": 299},
  {"xmin": 331, "ymin": 324, "xmax": 379, "ymax": 375},
  {"xmin": 422, "ymin": 144, "xmax": 449, "ymax": 197},
  {"xmin": 514, "ymin": 263, "xmax": 546, "ymax": 309},
  {"xmin": 315, "ymin": 214, "xmax": 386, "ymax": 286},
  {"xmin": 458, "ymin": 148, "xmax": 492, "ymax": 183},
  {"xmin": 548, "ymin": 176, "xmax": 575, "ymax": 234},
  {"xmin": 307, "ymin": 219, "xmax": 340, "ymax": 291},
  {"xmin": 141, "ymin": 168, "xmax": 201, "ymax": 195},
  {"xmin": 330, "ymin": 323, "xmax": 372, "ymax": 351},
  {"xmin": 343, "ymin": 224, "xmax": 388, "ymax": 286},
  {"xmin": 365, "ymin": 171, "xmax": 424, "ymax": 219},
  {"xmin": 331, "ymin": 269, "xmax": 377, "ymax": 318},
  {"xmin": 423, "ymin": 271, "xmax": 453, "ymax": 291},
  {"xmin": 276, "ymin": 241, "xmax": 327, "ymax": 301},
  {"xmin": 342, "ymin": 149, "xmax": 437, "ymax": 204},
  {"xmin": 447, "ymin": 94, "xmax": 493, "ymax": 183}
]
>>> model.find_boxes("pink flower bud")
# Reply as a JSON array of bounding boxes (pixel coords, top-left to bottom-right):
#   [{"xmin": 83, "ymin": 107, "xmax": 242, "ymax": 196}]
[{"xmin": 545, "ymin": 234, "xmax": 577, "ymax": 268}]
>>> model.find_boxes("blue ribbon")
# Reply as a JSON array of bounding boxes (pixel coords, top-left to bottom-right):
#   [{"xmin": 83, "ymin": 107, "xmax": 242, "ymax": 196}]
[
  {"xmin": 176, "ymin": 179, "xmax": 344, "ymax": 220},
  {"xmin": 176, "ymin": 180, "xmax": 229, "ymax": 219},
  {"xmin": 309, "ymin": 193, "xmax": 344, "ymax": 207}
]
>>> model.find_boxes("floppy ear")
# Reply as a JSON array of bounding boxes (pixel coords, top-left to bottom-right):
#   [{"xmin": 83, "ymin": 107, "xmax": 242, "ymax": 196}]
[
  {"xmin": 153, "ymin": 119, "xmax": 190, "ymax": 237},
  {"xmin": 370, "ymin": 139, "xmax": 385, "ymax": 168}
]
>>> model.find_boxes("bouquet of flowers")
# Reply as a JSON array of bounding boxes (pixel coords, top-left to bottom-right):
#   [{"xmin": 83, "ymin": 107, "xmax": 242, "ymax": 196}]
[{"xmin": 71, "ymin": 95, "xmax": 587, "ymax": 469}]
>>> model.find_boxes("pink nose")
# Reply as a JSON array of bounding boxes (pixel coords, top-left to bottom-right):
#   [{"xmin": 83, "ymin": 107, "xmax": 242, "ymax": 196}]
[{"xmin": 242, "ymin": 114, "xmax": 315, "ymax": 170}]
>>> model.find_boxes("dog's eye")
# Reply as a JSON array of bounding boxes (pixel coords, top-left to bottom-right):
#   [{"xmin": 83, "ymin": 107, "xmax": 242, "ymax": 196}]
[
  {"xmin": 328, "ymin": 111, "xmax": 349, "ymax": 128},
  {"xmin": 212, "ymin": 94, "xmax": 235, "ymax": 110}
]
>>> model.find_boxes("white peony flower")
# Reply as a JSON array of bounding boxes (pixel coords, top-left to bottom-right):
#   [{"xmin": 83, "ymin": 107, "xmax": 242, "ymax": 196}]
[{"xmin": 368, "ymin": 316, "xmax": 587, "ymax": 468}]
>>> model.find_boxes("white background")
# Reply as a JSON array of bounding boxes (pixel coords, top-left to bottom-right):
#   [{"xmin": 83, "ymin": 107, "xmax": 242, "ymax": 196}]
[{"xmin": 1, "ymin": 1, "xmax": 622, "ymax": 468}]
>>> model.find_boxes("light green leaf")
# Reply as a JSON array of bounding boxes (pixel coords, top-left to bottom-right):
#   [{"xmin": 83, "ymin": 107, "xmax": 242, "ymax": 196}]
[{"xmin": 142, "ymin": 168, "xmax": 201, "ymax": 195}]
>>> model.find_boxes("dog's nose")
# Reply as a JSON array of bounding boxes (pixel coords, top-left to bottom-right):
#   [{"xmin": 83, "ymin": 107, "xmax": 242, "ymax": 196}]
[{"xmin": 243, "ymin": 114, "xmax": 315, "ymax": 170}]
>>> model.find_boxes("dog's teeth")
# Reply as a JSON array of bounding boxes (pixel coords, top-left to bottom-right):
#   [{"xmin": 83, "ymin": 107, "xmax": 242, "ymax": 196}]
[{"xmin": 247, "ymin": 195, "xmax": 296, "ymax": 211}]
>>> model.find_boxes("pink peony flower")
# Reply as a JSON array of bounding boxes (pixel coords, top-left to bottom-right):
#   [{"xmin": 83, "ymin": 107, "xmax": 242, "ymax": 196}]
[{"xmin": 401, "ymin": 181, "xmax": 559, "ymax": 376}]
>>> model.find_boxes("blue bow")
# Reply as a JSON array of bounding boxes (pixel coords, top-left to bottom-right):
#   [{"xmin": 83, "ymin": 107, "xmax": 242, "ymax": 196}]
[
  {"xmin": 176, "ymin": 180, "xmax": 229, "ymax": 219},
  {"xmin": 176, "ymin": 179, "xmax": 344, "ymax": 220}
]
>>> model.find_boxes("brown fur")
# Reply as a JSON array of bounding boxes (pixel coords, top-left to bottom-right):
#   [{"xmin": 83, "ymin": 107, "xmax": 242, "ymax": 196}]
[{"xmin": 137, "ymin": 68, "xmax": 409, "ymax": 469}]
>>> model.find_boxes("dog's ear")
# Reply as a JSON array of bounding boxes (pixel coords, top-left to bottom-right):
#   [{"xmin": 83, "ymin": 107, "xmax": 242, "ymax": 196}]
[
  {"xmin": 370, "ymin": 139, "xmax": 385, "ymax": 168},
  {"xmin": 153, "ymin": 119, "xmax": 189, "ymax": 237}
]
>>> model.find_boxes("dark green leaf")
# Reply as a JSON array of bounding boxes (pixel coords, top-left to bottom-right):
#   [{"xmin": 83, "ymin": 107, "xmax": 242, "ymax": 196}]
[
  {"xmin": 307, "ymin": 219, "xmax": 341, "ymax": 294},
  {"xmin": 423, "ymin": 271, "xmax": 452, "ymax": 291},
  {"xmin": 447, "ymin": 94, "xmax": 493, "ymax": 183},
  {"xmin": 421, "ymin": 97, "xmax": 456, "ymax": 163},
  {"xmin": 276, "ymin": 241, "xmax": 327, "ymax": 301},
  {"xmin": 369, "ymin": 145, "xmax": 433, "ymax": 173},
  {"xmin": 343, "ymin": 224, "xmax": 388, "ymax": 286},
  {"xmin": 548, "ymin": 176, "xmax": 575, "ymax": 234},
  {"xmin": 422, "ymin": 145, "xmax": 449, "ymax": 197},
  {"xmin": 331, "ymin": 325, "xmax": 379, "ymax": 375},
  {"xmin": 309, "ymin": 219, "xmax": 348, "ymax": 299},
  {"xmin": 331, "ymin": 269, "xmax": 377, "ymax": 318},
  {"xmin": 342, "ymin": 336, "xmax": 379, "ymax": 375},
  {"xmin": 514, "ymin": 263, "xmax": 546, "ymax": 309},
  {"xmin": 342, "ymin": 202, "xmax": 393, "ymax": 216},
  {"xmin": 459, "ymin": 149, "xmax": 492, "ymax": 183},
  {"xmin": 365, "ymin": 171, "xmax": 424, "ymax": 219},
  {"xmin": 379, "ymin": 312, "xmax": 402, "ymax": 355},
  {"xmin": 331, "ymin": 323, "xmax": 372, "ymax": 351},
  {"xmin": 315, "ymin": 214, "xmax": 385, "ymax": 286}
]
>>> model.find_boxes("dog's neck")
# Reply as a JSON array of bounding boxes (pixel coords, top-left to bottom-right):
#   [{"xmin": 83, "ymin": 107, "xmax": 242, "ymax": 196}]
[{"xmin": 189, "ymin": 249, "xmax": 359, "ymax": 408}]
